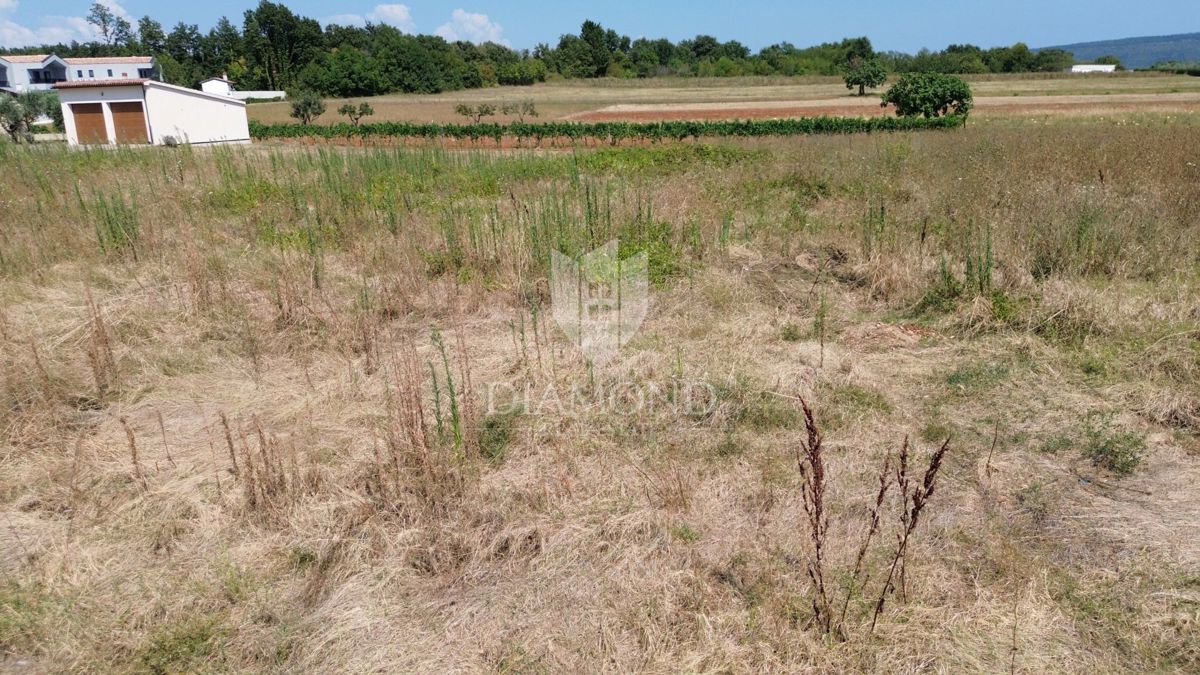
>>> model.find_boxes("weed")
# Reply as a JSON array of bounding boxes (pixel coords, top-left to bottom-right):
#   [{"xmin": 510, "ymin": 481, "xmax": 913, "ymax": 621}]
[
  {"xmin": 919, "ymin": 418, "xmax": 954, "ymax": 443},
  {"xmin": 90, "ymin": 192, "xmax": 140, "ymax": 260},
  {"xmin": 1039, "ymin": 435, "xmax": 1074, "ymax": 455},
  {"xmin": 479, "ymin": 410, "xmax": 519, "ymax": 463},
  {"xmin": 780, "ymin": 323, "xmax": 803, "ymax": 342},
  {"xmin": 671, "ymin": 523, "xmax": 703, "ymax": 544},
  {"xmin": 1083, "ymin": 414, "xmax": 1146, "ymax": 475},
  {"xmin": 138, "ymin": 615, "xmax": 225, "ymax": 674},
  {"xmin": 1016, "ymin": 482, "xmax": 1055, "ymax": 524}
]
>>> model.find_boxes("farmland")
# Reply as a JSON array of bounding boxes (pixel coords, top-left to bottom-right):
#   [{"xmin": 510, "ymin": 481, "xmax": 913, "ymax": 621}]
[
  {"xmin": 246, "ymin": 72, "xmax": 1200, "ymax": 125},
  {"xmin": 2, "ymin": 111, "xmax": 1200, "ymax": 673}
]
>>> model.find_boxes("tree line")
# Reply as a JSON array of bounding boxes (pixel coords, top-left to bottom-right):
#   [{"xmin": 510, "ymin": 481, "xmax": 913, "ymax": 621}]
[{"xmin": 0, "ymin": 1, "xmax": 1100, "ymax": 99}]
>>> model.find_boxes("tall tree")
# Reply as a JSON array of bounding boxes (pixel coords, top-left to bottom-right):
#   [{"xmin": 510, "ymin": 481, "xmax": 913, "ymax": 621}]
[
  {"xmin": 242, "ymin": 1, "xmax": 324, "ymax": 90},
  {"xmin": 86, "ymin": 2, "xmax": 117, "ymax": 45},
  {"xmin": 207, "ymin": 17, "xmax": 244, "ymax": 74},
  {"xmin": 137, "ymin": 16, "xmax": 166, "ymax": 54}
]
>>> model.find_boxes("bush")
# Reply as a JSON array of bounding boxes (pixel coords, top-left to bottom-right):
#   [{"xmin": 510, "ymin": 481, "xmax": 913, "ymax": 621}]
[
  {"xmin": 881, "ymin": 73, "xmax": 973, "ymax": 118},
  {"xmin": 1083, "ymin": 414, "xmax": 1145, "ymax": 476}
]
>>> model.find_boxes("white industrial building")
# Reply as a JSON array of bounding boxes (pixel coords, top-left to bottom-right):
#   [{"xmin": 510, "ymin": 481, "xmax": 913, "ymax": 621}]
[
  {"xmin": 1070, "ymin": 64, "xmax": 1118, "ymax": 73},
  {"xmin": 1, "ymin": 54, "xmax": 156, "ymax": 93},
  {"xmin": 54, "ymin": 79, "xmax": 250, "ymax": 146}
]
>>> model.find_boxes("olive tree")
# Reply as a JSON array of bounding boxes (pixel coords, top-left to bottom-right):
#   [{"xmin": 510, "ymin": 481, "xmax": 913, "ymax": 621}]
[
  {"xmin": 337, "ymin": 101, "xmax": 374, "ymax": 126},
  {"xmin": 842, "ymin": 57, "xmax": 887, "ymax": 96},
  {"xmin": 501, "ymin": 99, "xmax": 538, "ymax": 122},
  {"xmin": 0, "ymin": 91, "xmax": 58, "ymax": 143},
  {"xmin": 454, "ymin": 103, "xmax": 497, "ymax": 124},
  {"xmin": 289, "ymin": 91, "xmax": 326, "ymax": 124},
  {"xmin": 880, "ymin": 73, "xmax": 973, "ymax": 118}
]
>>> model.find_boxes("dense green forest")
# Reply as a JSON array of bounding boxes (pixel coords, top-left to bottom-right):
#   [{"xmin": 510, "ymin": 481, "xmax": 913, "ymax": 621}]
[{"xmin": 2, "ymin": 1, "xmax": 1089, "ymax": 97}]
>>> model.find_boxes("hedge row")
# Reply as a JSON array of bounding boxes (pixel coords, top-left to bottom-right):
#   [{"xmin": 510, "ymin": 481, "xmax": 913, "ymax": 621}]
[{"xmin": 248, "ymin": 115, "xmax": 967, "ymax": 142}]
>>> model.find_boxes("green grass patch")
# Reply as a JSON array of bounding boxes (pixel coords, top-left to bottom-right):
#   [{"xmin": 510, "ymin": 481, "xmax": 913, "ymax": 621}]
[
  {"xmin": 0, "ymin": 581, "xmax": 47, "ymax": 655},
  {"xmin": 138, "ymin": 615, "xmax": 226, "ymax": 674},
  {"xmin": 819, "ymin": 382, "xmax": 892, "ymax": 427},
  {"xmin": 946, "ymin": 360, "xmax": 1011, "ymax": 392},
  {"xmin": 576, "ymin": 144, "xmax": 762, "ymax": 174}
]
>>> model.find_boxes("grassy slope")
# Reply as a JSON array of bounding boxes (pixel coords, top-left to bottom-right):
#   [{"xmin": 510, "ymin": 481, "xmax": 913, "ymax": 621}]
[{"xmin": 1, "ymin": 117, "xmax": 1199, "ymax": 672}]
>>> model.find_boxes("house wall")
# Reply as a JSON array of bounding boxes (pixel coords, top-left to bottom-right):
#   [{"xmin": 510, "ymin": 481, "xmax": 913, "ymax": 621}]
[
  {"xmin": 200, "ymin": 79, "xmax": 233, "ymax": 96},
  {"xmin": 57, "ymin": 85, "xmax": 147, "ymax": 145},
  {"xmin": 66, "ymin": 62, "xmax": 150, "ymax": 81},
  {"xmin": 1071, "ymin": 64, "xmax": 1118, "ymax": 73},
  {"xmin": 1, "ymin": 62, "xmax": 33, "ymax": 89},
  {"xmin": 143, "ymin": 83, "xmax": 250, "ymax": 145}
]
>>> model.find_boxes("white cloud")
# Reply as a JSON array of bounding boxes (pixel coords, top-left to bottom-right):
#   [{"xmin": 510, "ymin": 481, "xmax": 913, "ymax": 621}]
[
  {"xmin": 435, "ymin": 9, "xmax": 507, "ymax": 46},
  {"xmin": 98, "ymin": 0, "xmax": 133, "ymax": 22},
  {"xmin": 323, "ymin": 4, "xmax": 415, "ymax": 32},
  {"xmin": 0, "ymin": 0, "xmax": 136, "ymax": 48},
  {"xmin": 368, "ymin": 4, "xmax": 415, "ymax": 32},
  {"xmin": 0, "ymin": 15, "xmax": 96, "ymax": 47}
]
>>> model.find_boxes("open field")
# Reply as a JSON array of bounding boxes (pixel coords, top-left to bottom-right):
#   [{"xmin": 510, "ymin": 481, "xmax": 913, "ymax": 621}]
[
  {"xmin": 246, "ymin": 72, "xmax": 1200, "ymax": 125},
  {"xmin": 2, "ymin": 115, "xmax": 1200, "ymax": 672}
]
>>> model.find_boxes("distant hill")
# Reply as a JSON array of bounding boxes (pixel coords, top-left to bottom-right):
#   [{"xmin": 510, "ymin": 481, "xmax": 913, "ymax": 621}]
[{"xmin": 1041, "ymin": 32, "xmax": 1200, "ymax": 69}]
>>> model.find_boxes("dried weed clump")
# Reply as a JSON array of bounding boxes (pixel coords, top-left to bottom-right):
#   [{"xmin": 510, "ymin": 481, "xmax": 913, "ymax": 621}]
[{"xmin": 793, "ymin": 398, "xmax": 950, "ymax": 640}]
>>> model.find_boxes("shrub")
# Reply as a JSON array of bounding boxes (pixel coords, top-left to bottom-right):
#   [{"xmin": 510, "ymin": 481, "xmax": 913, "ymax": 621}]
[
  {"xmin": 881, "ymin": 73, "xmax": 973, "ymax": 118},
  {"xmin": 289, "ymin": 91, "xmax": 326, "ymax": 124}
]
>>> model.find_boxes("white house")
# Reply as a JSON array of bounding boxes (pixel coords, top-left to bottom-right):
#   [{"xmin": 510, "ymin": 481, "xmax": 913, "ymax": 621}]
[
  {"xmin": 0, "ymin": 54, "xmax": 68, "ymax": 91},
  {"xmin": 1, "ymin": 54, "xmax": 156, "ymax": 93},
  {"xmin": 55, "ymin": 79, "xmax": 250, "ymax": 146},
  {"xmin": 1070, "ymin": 64, "xmax": 1118, "ymax": 73},
  {"xmin": 199, "ymin": 75, "xmax": 286, "ymax": 101}
]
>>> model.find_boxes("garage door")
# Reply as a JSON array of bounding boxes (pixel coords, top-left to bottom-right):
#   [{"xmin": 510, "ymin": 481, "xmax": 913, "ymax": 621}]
[
  {"xmin": 110, "ymin": 102, "xmax": 149, "ymax": 144},
  {"xmin": 71, "ymin": 103, "xmax": 107, "ymax": 144}
]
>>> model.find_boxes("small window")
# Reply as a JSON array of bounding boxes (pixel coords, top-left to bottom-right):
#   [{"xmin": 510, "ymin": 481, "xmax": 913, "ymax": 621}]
[
  {"xmin": 88, "ymin": 70, "xmax": 94, "ymax": 77},
  {"xmin": 107, "ymin": 69, "xmax": 113, "ymax": 77},
  {"xmin": 76, "ymin": 70, "xmax": 82, "ymax": 77},
  {"xmin": 121, "ymin": 72, "xmax": 127, "ymax": 77}
]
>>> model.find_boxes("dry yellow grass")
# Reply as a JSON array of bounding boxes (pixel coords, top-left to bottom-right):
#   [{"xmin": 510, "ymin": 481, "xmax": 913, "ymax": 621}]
[{"xmin": 1, "ymin": 115, "xmax": 1199, "ymax": 672}]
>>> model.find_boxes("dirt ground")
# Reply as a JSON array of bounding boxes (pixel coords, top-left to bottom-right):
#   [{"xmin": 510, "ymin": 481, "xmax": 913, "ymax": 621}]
[{"xmin": 568, "ymin": 92, "xmax": 1200, "ymax": 122}]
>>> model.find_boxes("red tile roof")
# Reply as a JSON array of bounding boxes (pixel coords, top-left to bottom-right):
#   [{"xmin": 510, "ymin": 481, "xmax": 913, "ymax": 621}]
[
  {"xmin": 63, "ymin": 56, "xmax": 153, "ymax": 65},
  {"xmin": 54, "ymin": 79, "xmax": 148, "ymax": 89},
  {"xmin": 1, "ymin": 54, "xmax": 52, "ymax": 63}
]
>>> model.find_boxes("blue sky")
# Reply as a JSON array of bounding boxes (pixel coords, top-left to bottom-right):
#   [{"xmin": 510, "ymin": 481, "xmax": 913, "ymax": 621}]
[{"xmin": 1, "ymin": 0, "xmax": 1195, "ymax": 51}]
